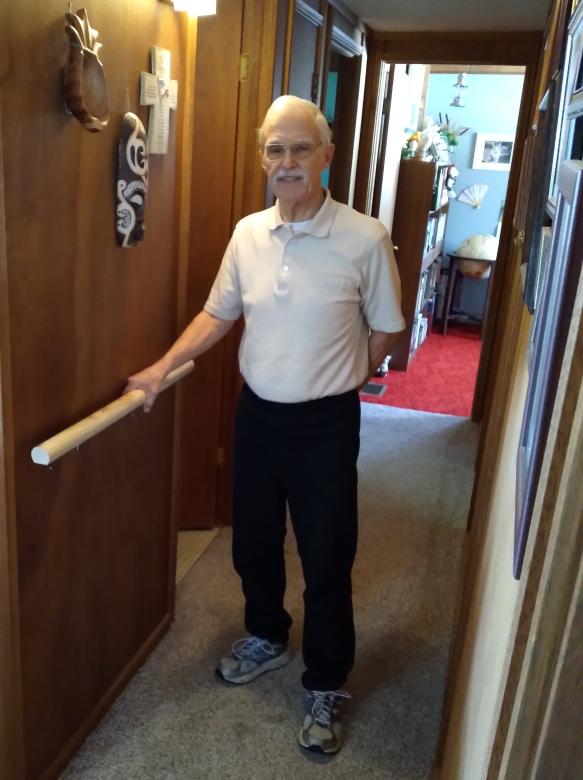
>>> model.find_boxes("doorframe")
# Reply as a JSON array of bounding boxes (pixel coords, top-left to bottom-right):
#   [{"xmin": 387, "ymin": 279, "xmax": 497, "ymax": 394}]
[{"xmin": 353, "ymin": 32, "xmax": 540, "ymax": 431}]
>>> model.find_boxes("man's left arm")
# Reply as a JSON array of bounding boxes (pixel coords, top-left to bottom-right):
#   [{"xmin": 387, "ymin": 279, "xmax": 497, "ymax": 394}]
[
  {"xmin": 368, "ymin": 330, "xmax": 402, "ymax": 379},
  {"xmin": 359, "ymin": 230, "xmax": 406, "ymax": 387},
  {"xmin": 358, "ymin": 330, "xmax": 402, "ymax": 390}
]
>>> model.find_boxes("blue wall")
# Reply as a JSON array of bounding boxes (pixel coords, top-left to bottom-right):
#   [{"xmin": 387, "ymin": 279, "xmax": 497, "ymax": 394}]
[{"xmin": 425, "ymin": 73, "xmax": 524, "ymax": 315}]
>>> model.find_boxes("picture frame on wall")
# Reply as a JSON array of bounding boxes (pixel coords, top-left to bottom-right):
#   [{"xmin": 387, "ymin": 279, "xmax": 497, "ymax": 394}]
[
  {"xmin": 472, "ymin": 132, "xmax": 515, "ymax": 170},
  {"xmin": 522, "ymin": 77, "xmax": 562, "ymax": 314},
  {"xmin": 515, "ymin": 160, "xmax": 583, "ymax": 578}
]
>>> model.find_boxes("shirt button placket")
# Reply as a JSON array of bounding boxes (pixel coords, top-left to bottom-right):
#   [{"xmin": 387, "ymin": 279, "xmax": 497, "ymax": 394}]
[{"xmin": 274, "ymin": 236, "xmax": 291, "ymax": 298}]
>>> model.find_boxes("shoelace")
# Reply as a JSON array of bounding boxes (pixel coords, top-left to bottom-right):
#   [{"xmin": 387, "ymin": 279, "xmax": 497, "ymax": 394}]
[
  {"xmin": 309, "ymin": 690, "xmax": 351, "ymax": 728},
  {"xmin": 232, "ymin": 636, "xmax": 279, "ymax": 662}
]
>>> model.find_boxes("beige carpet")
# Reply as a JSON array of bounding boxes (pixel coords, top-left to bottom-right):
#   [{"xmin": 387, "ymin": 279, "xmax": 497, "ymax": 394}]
[
  {"xmin": 62, "ymin": 403, "xmax": 478, "ymax": 779},
  {"xmin": 176, "ymin": 530, "xmax": 219, "ymax": 584}
]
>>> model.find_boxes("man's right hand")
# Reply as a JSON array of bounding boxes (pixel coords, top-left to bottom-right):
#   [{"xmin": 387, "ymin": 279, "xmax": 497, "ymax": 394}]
[
  {"xmin": 124, "ymin": 362, "xmax": 168, "ymax": 413},
  {"xmin": 121, "ymin": 310, "xmax": 233, "ymax": 413}
]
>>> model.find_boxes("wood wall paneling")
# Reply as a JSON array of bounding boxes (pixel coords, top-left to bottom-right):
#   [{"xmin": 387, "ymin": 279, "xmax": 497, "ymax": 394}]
[
  {"xmin": 174, "ymin": 1, "xmax": 244, "ymax": 530},
  {"xmin": 0, "ymin": 77, "xmax": 26, "ymax": 780},
  {"xmin": 1, "ymin": 1, "xmax": 186, "ymax": 776}
]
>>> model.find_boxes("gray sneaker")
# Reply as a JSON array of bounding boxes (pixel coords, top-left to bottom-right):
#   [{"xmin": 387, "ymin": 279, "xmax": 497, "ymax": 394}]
[
  {"xmin": 298, "ymin": 690, "xmax": 351, "ymax": 754},
  {"xmin": 215, "ymin": 636, "xmax": 291, "ymax": 685}
]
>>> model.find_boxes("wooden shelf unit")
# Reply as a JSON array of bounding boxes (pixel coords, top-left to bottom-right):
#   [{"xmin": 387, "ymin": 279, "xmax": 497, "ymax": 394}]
[{"xmin": 390, "ymin": 157, "xmax": 452, "ymax": 370}]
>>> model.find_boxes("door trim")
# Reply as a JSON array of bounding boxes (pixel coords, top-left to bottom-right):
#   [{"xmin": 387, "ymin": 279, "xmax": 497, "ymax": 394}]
[{"xmin": 0, "ymin": 82, "xmax": 26, "ymax": 780}]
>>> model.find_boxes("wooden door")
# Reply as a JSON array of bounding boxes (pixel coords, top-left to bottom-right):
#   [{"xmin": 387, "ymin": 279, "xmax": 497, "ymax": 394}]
[
  {"xmin": 173, "ymin": 1, "xmax": 245, "ymax": 530},
  {"xmin": 215, "ymin": 0, "xmax": 281, "ymax": 527},
  {"xmin": 0, "ymin": 2, "xmax": 188, "ymax": 777},
  {"xmin": 175, "ymin": 0, "xmax": 281, "ymax": 531}
]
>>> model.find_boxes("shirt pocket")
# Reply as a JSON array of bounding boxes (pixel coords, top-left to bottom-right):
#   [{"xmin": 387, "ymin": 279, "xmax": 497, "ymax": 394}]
[
  {"xmin": 309, "ymin": 275, "xmax": 361, "ymax": 331},
  {"xmin": 317, "ymin": 275, "xmax": 360, "ymax": 295}
]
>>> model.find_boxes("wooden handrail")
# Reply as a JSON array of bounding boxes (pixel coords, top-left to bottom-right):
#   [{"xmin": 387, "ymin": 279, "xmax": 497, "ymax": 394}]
[{"xmin": 31, "ymin": 361, "xmax": 194, "ymax": 466}]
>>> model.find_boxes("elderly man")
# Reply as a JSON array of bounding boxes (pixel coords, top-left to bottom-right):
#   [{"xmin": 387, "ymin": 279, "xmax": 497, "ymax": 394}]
[{"xmin": 126, "ymin": 95, "xmax": 405, "ymax": 755}]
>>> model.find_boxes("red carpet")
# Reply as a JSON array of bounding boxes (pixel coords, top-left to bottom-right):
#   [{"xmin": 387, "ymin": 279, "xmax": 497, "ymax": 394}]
[{"xmin": 361, "ymin": 325, "xmax": 482, "ymax": 417}]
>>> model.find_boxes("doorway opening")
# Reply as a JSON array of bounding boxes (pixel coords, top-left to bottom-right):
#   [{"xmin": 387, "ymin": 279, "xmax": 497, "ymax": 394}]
[{"xmin": 359, "ymin": 63, "xmax": 526, "ymax": 418}]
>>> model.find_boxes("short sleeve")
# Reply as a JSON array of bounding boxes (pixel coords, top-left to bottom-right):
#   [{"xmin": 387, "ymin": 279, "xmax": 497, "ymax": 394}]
[
  {"xmin": 360, "ymin": 231, "xmax": 406, "ymax": 333},
  {"xmin": 204, "ymin": 235, "xmax": 243, "ymax": 321}
]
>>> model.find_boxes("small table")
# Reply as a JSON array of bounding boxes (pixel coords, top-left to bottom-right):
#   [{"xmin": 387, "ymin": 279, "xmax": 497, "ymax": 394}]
[{"xmin": 440, "ymin": 254, "xmax": 496, "ymax": 336}]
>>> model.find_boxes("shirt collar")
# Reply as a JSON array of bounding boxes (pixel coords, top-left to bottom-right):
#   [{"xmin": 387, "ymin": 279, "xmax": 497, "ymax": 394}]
[{"xmin": 267, "ymin": 189, "xmax": 337, "ymax": 237}]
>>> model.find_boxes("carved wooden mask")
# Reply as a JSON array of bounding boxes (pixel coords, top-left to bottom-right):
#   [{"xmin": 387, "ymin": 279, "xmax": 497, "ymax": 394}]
[{"xmin": 116, "ymin": 113, "xmax": 149, "ymax": 248}]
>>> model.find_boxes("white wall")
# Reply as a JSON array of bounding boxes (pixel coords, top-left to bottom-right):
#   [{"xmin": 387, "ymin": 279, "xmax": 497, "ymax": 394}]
[{"xmin": 441, "ymin": 309, "xmax": 531, "ymax": 778}]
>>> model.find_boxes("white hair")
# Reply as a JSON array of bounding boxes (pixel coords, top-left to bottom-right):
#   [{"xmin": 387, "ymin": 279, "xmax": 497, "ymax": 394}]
[{"xmin": 258, "ymin": 95, "xmax": 332, "ymax": 147}]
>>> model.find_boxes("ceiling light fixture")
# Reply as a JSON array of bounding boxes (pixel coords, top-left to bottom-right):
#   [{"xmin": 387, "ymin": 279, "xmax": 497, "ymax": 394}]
[
  {"xmin": 453, "ymin": 72, "xmax": 469, "ymax": 89},
  {"xmin": 450, "ymin": 70, "xmax": 468, "ymax": 107},
  {"xmin": 168, "ymin": 0, "xmax": 217, "ymax": 17}
]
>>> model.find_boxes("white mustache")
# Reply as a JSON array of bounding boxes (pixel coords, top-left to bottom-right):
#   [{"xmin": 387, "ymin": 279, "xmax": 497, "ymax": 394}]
[{"xmin": 274, "ymin": 171, "xmax": 307, "ymax": 182}]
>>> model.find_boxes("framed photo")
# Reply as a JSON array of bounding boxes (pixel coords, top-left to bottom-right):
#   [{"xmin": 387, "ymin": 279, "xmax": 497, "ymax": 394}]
[
  {"xmin": 472, "ymin": 132, "xmax": 515, "ymax": 170},
  {"xmin": 515, "ymin": 160, "xmax": 583, "ymax": 578},
  {"xmin": 522, "ymin": 76, "xmax": 562, "ymax": 313}
]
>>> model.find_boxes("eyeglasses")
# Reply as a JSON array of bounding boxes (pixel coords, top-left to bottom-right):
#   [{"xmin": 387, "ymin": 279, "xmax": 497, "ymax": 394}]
[{"xmin": 262, "ymin": 142, "xmax": 322, "ymax": 161}]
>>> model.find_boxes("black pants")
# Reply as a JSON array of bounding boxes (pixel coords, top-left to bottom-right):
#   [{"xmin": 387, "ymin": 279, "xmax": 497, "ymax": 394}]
[{"xmin": 232, "ymin": 383, "xmax": 360, "ymax": 691}]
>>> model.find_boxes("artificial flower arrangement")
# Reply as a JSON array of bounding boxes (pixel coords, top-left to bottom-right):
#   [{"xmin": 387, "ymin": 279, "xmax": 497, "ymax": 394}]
[
  {"xmin": 401, "ymin": 131, "xmax": 421, "ymax": 159},
  {"xmin": 401, "ymin": 123, "xmax": 441, "ymax": 159},
  {"xmin": 402, "ymin": 115, "xmax": 470, "ymax": 160},
  {"xmin": 437, "ymin": 113, "xmax": 470, "ymax": 148}
]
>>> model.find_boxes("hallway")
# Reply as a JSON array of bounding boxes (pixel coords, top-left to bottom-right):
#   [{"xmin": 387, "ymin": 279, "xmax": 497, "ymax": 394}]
[{"xmin": 62, "ymin": 404, "xmax": 478, "ymax": 779}]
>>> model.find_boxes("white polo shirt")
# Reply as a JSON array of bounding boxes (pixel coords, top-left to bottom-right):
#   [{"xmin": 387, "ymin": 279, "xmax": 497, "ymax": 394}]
[{"xmin": 204, "ymin": 190, "xmax": 405, "ymax": 403}]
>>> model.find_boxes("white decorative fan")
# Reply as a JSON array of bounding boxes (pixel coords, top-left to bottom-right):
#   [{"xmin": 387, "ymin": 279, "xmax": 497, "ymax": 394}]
[{"xmin": 458, "ymin": 184, "xmax": 488, "ymax": 209}]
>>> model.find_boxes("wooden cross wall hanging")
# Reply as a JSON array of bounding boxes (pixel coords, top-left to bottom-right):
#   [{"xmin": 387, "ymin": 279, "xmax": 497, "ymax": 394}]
[{"xmin": 140, "ymin": 47, "xmax": 178, "ymax": 155}]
